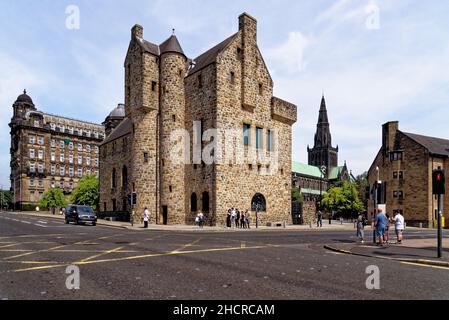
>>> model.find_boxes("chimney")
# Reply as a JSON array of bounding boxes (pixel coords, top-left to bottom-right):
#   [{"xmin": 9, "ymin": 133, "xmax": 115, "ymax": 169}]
[
  {"xmin": 131, "ymin": 24, "xmax": 143, "ymax": 39},
  {"xmin": 239, "ymin": 12, "xmax": 257, "ymax": 42},
  {"xmin": 382, "ymin": 121, "xmax": 399, "ymax": 154}
]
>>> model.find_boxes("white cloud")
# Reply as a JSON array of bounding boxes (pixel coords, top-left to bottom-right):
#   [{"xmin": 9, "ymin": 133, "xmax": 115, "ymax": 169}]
[{"xmin": 265, "ymin": 31, "xmax": 310, "ymax": 75}]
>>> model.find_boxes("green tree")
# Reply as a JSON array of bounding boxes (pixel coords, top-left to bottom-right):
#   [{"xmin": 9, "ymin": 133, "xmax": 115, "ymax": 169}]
[
  {"xmin": 0, "ymin": 190, "xmax": 11, "ymax": 208},
  {"xmin": 39, "ymin": 188, "xmax": 67, "ymax": 215},
  {"xmin": 292, "ymin": 187, "xmax": 303, "ymax": 204},
  {"xmin": 321, "ymin": 181, "xmax": 365, "ymax": 219},
  {"xmin": 70, "ymin": 175, "xmax": 99, "ymax": 211}
]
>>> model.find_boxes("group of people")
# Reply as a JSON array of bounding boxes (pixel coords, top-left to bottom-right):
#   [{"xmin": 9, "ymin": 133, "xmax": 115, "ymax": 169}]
[
  {"xmin": 356, "ymin": 209, "xmax": 405, "ymax": 245},
  {"xmin": 226, "ymin": 208, "xmax": 251, "ymax": 229},
  {"xmin": 195, "ymin": 211, "xmax": 205, "ymax": 228}
]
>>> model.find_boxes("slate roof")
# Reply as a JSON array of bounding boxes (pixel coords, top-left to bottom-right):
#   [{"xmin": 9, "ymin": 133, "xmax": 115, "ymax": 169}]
[
  {"xmin": 159, "ymin": 35, "xmax": 184, "ymax": 56},
  {"xmin": 101, "ymin": 117, "xmax": 132, "ymax": 145},
  {"xmin": 138, "ymin": 38, "xmax": 160, "ymax": 56},
  {"xmin": 401, "ymin": 131, "xmax": 449, "ymax": 157},
  {"xmin": 187, "ymin": 33, "xmax": 238, "ymax": 76}
]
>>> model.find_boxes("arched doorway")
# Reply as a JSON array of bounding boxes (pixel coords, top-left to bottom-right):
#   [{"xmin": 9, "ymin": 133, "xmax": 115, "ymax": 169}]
[
  {"xmin": 191, "ymin": 193, "xmax": 198, "ymax": 212},
  {"xmin": 251, "ymin": 193, "xmax": 266, "ymax": 212},
  {"xmin": 202, "ymin": 191, "xmax": 209, "ymax": 212}
]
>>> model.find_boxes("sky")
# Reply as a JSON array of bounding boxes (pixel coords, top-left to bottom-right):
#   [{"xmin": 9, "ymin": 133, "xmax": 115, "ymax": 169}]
[{"xmin": 1, "ymin": 0, "xmax": 449, "ymax": 187}]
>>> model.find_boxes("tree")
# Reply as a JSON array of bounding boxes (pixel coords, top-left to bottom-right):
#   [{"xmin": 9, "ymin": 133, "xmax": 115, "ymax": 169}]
[
  {"xmin": 39, "ymin": 188, "xmax": 67, "ymax": 215},
  {"xmin": 292, "ymin": 187, "xmax": 303, "ymax": 204},
  {"xmin": 0, "ymin": 190, "xmax": 11, "ymax": 209},
  {"xmin": 321, "ymin": 181, "xmax": 365, "ymax": 219},
  {"xmin": 354, "ymin": 171, "xmax": 369, "ymax": 208},
  {"xmin": 70, "ymin": 175, "xmax": 99, "ymax": 211}
]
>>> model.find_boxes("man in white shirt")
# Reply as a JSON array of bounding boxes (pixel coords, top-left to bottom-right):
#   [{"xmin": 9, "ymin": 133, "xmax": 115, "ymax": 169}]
[
  {"xmin": 143, "ymin": 207, "xmax": 150, "ymax": 229},
  {"xmin": 394, "ymin": 212, "xmax": 405, "ymax": 244}
]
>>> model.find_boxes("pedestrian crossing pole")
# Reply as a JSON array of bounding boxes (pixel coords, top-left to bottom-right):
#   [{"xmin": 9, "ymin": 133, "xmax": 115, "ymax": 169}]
[
  {"xmin": 438, "ymin": 193, "xmax": 442, "ymax": 258},
  {"xmin": 432, "ymin": 167, "xmax": 445, "ymax": 258}
]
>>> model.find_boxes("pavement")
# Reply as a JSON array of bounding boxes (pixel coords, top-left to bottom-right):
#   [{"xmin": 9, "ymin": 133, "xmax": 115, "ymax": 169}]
[
  {"xmin": 324, "ymin": 233, "xmax": 449, "ymax": 267},
  {"xmin": 1, "ymin": 210, "xmax": 449, "ymax": 299},
  {"xmin": 11, "ymin": 210, "xmax": 361, "ymax": 232}
]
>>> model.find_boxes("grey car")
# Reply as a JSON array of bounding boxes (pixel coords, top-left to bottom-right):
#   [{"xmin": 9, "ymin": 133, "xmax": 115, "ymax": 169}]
[{"xmin": 65, "ymin": 205, "xmax": 97, "ymax": 226}]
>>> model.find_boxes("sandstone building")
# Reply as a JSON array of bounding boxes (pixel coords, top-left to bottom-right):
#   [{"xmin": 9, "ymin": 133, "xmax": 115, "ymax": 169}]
[
  {"xmin": 9, "ymin": 91, "xmax": 105, "ymax": 209},
  {"xmin": 99, "ymin": 13, "xmax": 297, "ymax": 225},
  {"xmin": 367, "ymin": 121, "xmax": 449, "ymax": 227}
]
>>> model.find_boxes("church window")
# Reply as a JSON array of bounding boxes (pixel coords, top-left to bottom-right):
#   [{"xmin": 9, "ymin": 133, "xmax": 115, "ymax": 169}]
[
  {"xmin": 243, "ymin": 124, "xmax": 250, "ymax": 146},
  {"xmin": 267, "ymin": 130, "xmax": 273, "ymax": 151},
  {"xmin": 143, "ymin": 152, "xmax": 148, "ymax": 163},
  {"xmin": 256, "ymin": 127, "xmax": 263, "ymax": 149},
  {"xmin": 172, "ymin": 114, "xmax": 176, "ymax": 122},
  {"xmin": 230, "ymin": 72, "xmax": 235, "ymax": 85},
  {"xmin": 151, "ymin": 81, "xmax": 157, "ymax": 92},
  {"xmin": 258, "ymin": 83, "xmax": 263, "ymax": 95}
]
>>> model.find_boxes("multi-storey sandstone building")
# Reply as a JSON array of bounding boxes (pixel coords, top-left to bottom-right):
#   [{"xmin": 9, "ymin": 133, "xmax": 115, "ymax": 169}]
[
  {"xmin": 367, "ymin": 121, "xmax": 449, "ymax": 227},
  {"xmin": 100, "ymin": 12, "xmax": 297, "ymax": 225},
  {"xmin": 9, "ymin": 91, "xmax": 105, "ymax": 209}
]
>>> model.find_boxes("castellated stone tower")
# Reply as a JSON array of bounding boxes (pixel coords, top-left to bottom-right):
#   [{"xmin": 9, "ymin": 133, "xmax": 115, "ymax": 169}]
[{"xmin": 159, "ymin": 34, "xmax": 187, "ymax": 225}]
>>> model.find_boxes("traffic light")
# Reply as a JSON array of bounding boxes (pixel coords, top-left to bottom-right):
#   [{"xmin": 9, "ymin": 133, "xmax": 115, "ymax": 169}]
[{"xmin": 432, "ymin": 169, "xmax": 445, "ymax": 195}]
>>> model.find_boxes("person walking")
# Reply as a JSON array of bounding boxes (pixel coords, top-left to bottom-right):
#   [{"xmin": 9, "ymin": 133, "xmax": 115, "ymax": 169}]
[
  {"xmin": 245, "ymin": 210, "xmax": 250, "ymax": 229},
  {"xmin": 328, "ymin": 211, "xmax": 332, "ymax": 225},
  {"xmin": 235, "ymin": 209, "xmax": 240, "ymax": 228},
  {"xmin": 374, "ymin": 209, "xmax": 388, "ymax": 246},
  {"xmin": 197, "ymin": 211, "xmax": 204, "ymax": 229},
  {"xmin": 143, "ymin": 207, "xmax": 150, "ymax": 229},
  {"xmin": 240, "ymin": 211, "xmax": 246, "ymax": 229},
  {"xmin": 393, "ymin": 211, "xmax": 405, "ymax": 244},
  {"xmin": 226, "ymin": 209, "xmax": 231, "ymax": 228},
  {"xmin": 231, "ymin": 208, "xmax": 236, "ymax": 228},
  {"xmin": 356, "ymin": 212, "xmax": 366, "ymax": 243},
  {"xmin": 317, "ymin": 210, "xmax": 323, "ymax": 228}
]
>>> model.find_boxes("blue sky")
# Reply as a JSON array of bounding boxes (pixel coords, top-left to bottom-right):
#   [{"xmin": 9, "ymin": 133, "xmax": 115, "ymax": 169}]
[{"xmin": 1, "ymin": 0, "xmax": 449, "ymax": 187}]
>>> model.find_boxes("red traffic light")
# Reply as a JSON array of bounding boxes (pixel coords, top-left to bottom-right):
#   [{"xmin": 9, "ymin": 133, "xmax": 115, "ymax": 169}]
[{"xmin": 436, "ymin": 173, "xmax": 441, "ymax": 181}]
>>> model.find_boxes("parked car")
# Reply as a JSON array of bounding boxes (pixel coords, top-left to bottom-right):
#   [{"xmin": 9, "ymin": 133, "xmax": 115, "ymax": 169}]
[{"xmin": 65, "ymin": 205, "xmax": 97, "ymax": 226}]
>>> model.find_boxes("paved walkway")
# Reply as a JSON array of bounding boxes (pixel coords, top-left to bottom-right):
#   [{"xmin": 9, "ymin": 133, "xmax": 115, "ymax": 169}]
[
  {"xmin": 7, "ymin": 211, "xmax": 362, "ymax": 232},
  {"xmin": 324, "ymin": 237, "xmax": 449, "ymax": 267}
]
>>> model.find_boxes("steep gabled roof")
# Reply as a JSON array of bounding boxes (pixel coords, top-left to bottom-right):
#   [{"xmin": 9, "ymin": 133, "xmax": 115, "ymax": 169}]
[
  {"xmin": 187, "ymin": 33, "xmax": 238, "ymax": 76},
  {"xmin": 101, "ymin": 117, "xmax": 132, "ymax": 145},
  {"xmin": 137, "ymin": 38, "xmax": 160, "ymax": 56},
  {"xmin": 160, "ymin": 35, "xmax": 184, "ymax": 56},
  {"xmin": 401, "ymin": 131, "xmax": 449, "ymax": 157}
]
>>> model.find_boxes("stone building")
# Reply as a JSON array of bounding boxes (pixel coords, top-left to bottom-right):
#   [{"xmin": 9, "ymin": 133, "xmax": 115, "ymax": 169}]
[
  {"xmin": 9, "ymin": 90, "xmax": 105, "ymax": 209},
  {"xmin": 292, "ymin": 95, "xmax": 349, "ymax": 200},
  {"xmin": 367, "ymin": 121, "xmax": 449, "ymax": 228},
  {"xmin": 99, "ymin": 12, "xmax": 297, "ymax": 225}
]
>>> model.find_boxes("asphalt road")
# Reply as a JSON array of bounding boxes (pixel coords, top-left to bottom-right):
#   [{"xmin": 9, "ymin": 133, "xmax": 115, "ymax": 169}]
[{"xmin": 0, "ymin": 211, "xmax": 448, "ymax": 300}]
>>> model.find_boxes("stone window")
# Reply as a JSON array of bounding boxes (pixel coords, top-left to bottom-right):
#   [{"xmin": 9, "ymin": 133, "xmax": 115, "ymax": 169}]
[
  {"xmin": 95, "ymin": 158, "xmax": 99, "ymax": 167},
  {"xmin": 393, "ymin": 171, "xmax": 398, "ymax": 179},
  {"xmin": 198, "ymin": 74, "xmax": 202, "ymax": 88},
  {"xmin": 243, "ymin": 124, "xmax": 250, "ymax": 146},
  {"xmin": 169, "ymin": 185, "xmax": 173, "ymax": 193},
  {"xmin": 256, "ymin": 127, "xmax": 263, "ymax": 149},
  {"xmin": 51, "ymin": 180, "xmax": 55, "ymax": 188},
  {"xmin": 399, "ymin": 171, "xmax": 404, "ymax": 180},
  {"xmin": 29, "ymin": 149, "xmax": 35, "ymax": 159},
  {"xmin": 38, "ymin": 163, "xmax": 43, "ymax": 174},
  {"xmin": 69, "ymin": 154, "xmax": 73, "ymax": 164},
  {"xmin": 51, "ymin": 151, "xmax": 55, "ymax": 162},
  {"xmin": 191, "ymin": 193, "xmax": 198, "ymax": 212},
  {"xmin": 38, "ymin": 179, "xmax": 43, "ymax": 188},
  {"xmin": 258, "ymin": 83, "xmax": 263, "ymax": 95},
  {"xmin": 69, "ymin": 167, "xmax": 74, "ymax": 177},
  {"xmin": 251, "ymin": 193, "xmax": 266, "ymax": 212},
  {"xmin": 78, "ymin": 143, "xmax": 82, "ymax": 152},
  {"xmin": 50, "ymin": 123, "xmax": 56, "ymax": 131},
  {"xmin": 60, "ymin": 140, "xmax": 65, "ymax": 149},
  {"xmin": 69, "ymin": 126, "xmax": 74, "ymax": 134},
  {"xmin": 59, "ymin": 124, "xmax": 65, "ymax": 132},
  {"xmin": 151, "ymin": 81, "xmax": 157, "ymax": 92},
  {"xmin": 51, "ymin": 139, "xmax": 56, "ymax": 148},
  {"xmin": 77, "ymin": 168, "xmax": 82, "ymax": 178},
  {"xmin": 202, "ymin": 191, "xmax": 210, "ymax": 212},
  {"xmin": 393, "ymin": 190, "xmax": 404, "ymax": 199},
  {"xmin": 390, "ymin": 151, "xmax": 403, "ymax": 161},
  {"xmin": 34, "ymin": 120, "xmax": 40, "ymax": 127},
  {"xmin": 94, "ymin": 146, "xmax": 99, "ymax": 153},
  {"xmin": 69, "ymin": 181, "xmax": 74, "ymax": 189},
  {"xmin": 86, "ymin": 145, "xmax": 91, "ymax": 152},
  {"xmin": 30, "ymin": 179, "xmax": 35, "ymax": 187},
  {"xmin": 60, "ymin": 180, "xmax": 64, "ymax": 188},
  {"xmin": 38, "ymin": 149, "xmax": 43, "ymax": 160},
  {"xmin": 112, "ymin": 168, "xmax": 117, "ymax": 188},
  {"xmin": 37, "ymin": 136, "xmax": 44, "ymax": 145},
  {"xmin": 143, "ymin": 152, "xmax": 148, "ymax": 163},
  {"xmin": 29, "ymin": 163, "xmax": 35, "ymax": 173},
  {"xmin": 94, "ymin": 170, "xmax": 99, "ymax": 178},
  {"xmin": 248, "ymin": 164, "xmax": 253, "ymax": 170},
  {"xmin": 122, "ymin": 166, "xmax": 128, "ymax": 188},
  {"xmin": 29, "ymin": 135, "xmax": 35, "ymax": 144},
  {"xmin": 60, "ymin": 153, "xmax": 65, "ymax": 163},
  {"xmin": 172, "ymin": 114, "xmax": 176, "ymax": 122},
  {"xmin": 257, "ymin": 164, "xmax": 262, "ymax": 173},
  {"xmin": 267, "ymin": 130, "xmax": 273, "ymax": 151},
  {"xmin": 237, "ymin": 47, "xmax": 242, "ymax": 59},
  {"xmin": 86, "ymin": 157, "xmax": 91, "ymax": 166},
  {"xmin": 60, "ymin": 166, "xmax": 65, "ymax": 176},
  {"xmin": 230, "ymin": 72, "xmax": 235, "ymax": 85},
  {"xmin": 69, "ymin": 142, "xmax": 74, "ymax": 150},
  {"xmin": 78, "ymin": 155, "xmax": 82, "ymax": 165},
  {"xmin": 51, "ymin": 165, "xmax": 56, "ymax": 175}
]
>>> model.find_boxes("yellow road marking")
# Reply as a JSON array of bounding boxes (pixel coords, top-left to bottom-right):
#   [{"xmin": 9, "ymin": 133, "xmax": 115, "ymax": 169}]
[
  {"xmin": 401, "ymin": 261, "xmax": 449, "ymax": 270},
  {"xmin": 0, "ymin": 234, "xmax": 64, "ymax": 240},
  {"xmin": 3, "ymin": 245, "xmax": 68, "ymax": 260},
  {"xmin": 77, "ymin": 246, "xmax": 125, "ymax": 263},
  {"xmin": 12, "ymin": 244, "xmax": 269, "ymax": 273},
  {"xmin": 241, "ymin": 241, "xmax": 246, "ymax": 248},
  {"xmin": 171, "ymin": 238, "xmax": 202, "ymax": 253}
]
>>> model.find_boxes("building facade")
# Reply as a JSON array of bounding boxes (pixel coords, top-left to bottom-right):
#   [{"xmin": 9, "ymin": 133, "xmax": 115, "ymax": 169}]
[
  {"xmin": 99, "ymin": 12, "xmax": 297, "ymax": 225},
  {"xmin": 9, "ymin": 91, "xmax": 105, "ymax": 209},
  {"xmin": 367, "ymin": 121, "xmax": 449, "ymax": 228}
]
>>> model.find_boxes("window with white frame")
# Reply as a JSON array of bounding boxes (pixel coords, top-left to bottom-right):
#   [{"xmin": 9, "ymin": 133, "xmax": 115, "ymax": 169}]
[
  {"xmin": 94, "ymin": 158, "xmax": 99, "ymax": 167},
  {"xmin": 69, "ymin": 126, "xmax": 74, "ymax": 134},
  {"xmin": 69, "ymin": 142, "xmax": 74, "ymax": 150},
  {"xmin": 51, "ymin": 151, "xmax": 55, "ymax": 162},
  {"xmin": 60, "ymin": 140, "xmax": 65, "ymax": 149},
  {"xmin": 30, "ymin": 179, "xmax": 35, "ymax": 187},
  {"xmin": 78, "ymin": 128, "xmax": 83, "ymax": 136},
  {"xmin": 38, "ymin": 163, "xmax": 43, "ymax": 173},
  {"xmin": 60, "ymin": 180, "xmax": 64, "ymax": 188},
  {"xmin": 86, "ymin": 157, "xmax": 91, "ymax": 166},
  {"xmin": 38, "ymin": 149, "xmax": 43, "ymax": 160},
  {"xmin": 69, "ymin": 167, "xmax": 74, "ymax": 177},
  {"xmin": 29, "ymin": 135, "xmax": 35, "ymax": 144},
  {"xmin": 86, "ymin": 130, "xmax": 91, "ymax": 137},
  {"xmin": 69, "ymin": 181, "xmax": 74, "ymax": 189},
  {"xmin": 50, "ymin": 123, "xmax": 56, "ymax": 131},
  {"xmin": 29, "ymin": 163, "xmax": 35, "ymax": 173},
  {"xmin": 60, "ymin": 153, "xmax": 65, "ymax": 163},
  {"xmin": 29, "ymin": 149, "xmax": 35, "ymax": 159},
  {"xmin": 51, "ymin": 139, "xmax": 56, "ymax": 148},
  {"xmin": 86, "ymin": 145, "xmax": 91, "ymax": 152},
  {"xmin": 60, "ymin": 166, "xmax": 65, "ymax": 176},
  {"xmin": 77, "ymin": 168, "xmax": 82, "ymax": 177},
  {"xmin": 59, "ymin": 124, "xmax": 65, "ymax": 132},
  {"xmin": 51, "ymin": 165, "xmax": 56, "ymax": 175},
  {"xmin": 78, "ymin": 143, "xmax": 82, "ymax": 152},
  {"xmin": 78, "ymin": 155, "xmax": 82, "ymax": 165},
  {"xmin": 94, "ymin": 146, "xmax": 99, "ymax": 153},
  {"xmin": 34, "ymin": 120, "xmax": 40, "ymax": 127},
  {"xmin": 94, "ymin": 170, "xmax": 99, "ymax": 178},
  {"xmin": 94, "ymin": 131, "xmax": 99, "ymax": 139},
  {"xmin": 37, "ymin": 136, "xmax": 44, "ymax": 145},
  {"xmin": 38, "ymin": 179, "xmax": 43, "ymax": 188},
  {"xmin": 69, "ymin": 154, "xmax": 73, "ymax": 164},
  {"xmin": 51, "ymin": 180, "xmax": 55, "ymax": 188},
  {"xmin": 86, "ymin": 169, "xmax": 91, "ymax": 176}
]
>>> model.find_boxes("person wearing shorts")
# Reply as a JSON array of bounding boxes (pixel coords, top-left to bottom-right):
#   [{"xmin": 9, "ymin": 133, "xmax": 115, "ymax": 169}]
[
  {"xmin": 375, "ymin": 209, "xmax": 388, "ymax": 246},
  {"xmin": 394, "ymin": 212, "xmax": 405, "ymax": 244}
]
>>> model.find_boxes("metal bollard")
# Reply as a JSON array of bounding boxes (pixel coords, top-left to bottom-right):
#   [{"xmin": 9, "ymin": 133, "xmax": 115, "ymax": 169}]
[
  {"xmin": 309, "ymin": 221, "xmax": 312, "ymax": 228},
  {"xmin": 419, "ymin": 222, "xmax": 423, "ymax": 229}
]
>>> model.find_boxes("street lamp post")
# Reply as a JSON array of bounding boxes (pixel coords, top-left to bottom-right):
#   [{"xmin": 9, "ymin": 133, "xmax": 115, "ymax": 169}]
[{"xmin": 373, "ymin": 166, "xmax": 380, "ymax": 244}]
